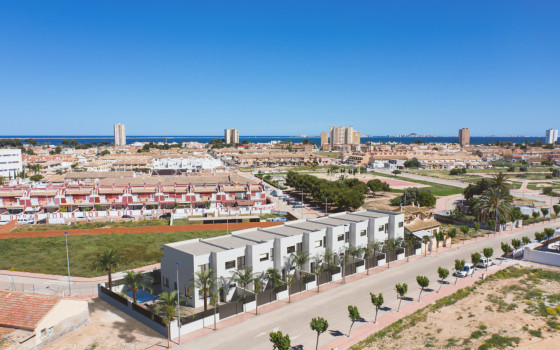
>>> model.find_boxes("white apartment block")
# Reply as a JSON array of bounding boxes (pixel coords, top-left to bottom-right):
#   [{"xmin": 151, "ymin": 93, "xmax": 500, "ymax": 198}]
[
  {"xmin": 114, "ymin": 123, "xmax": 126, "ymax": 146},
  {"xmin": 161, "ymin": 209, "xmax": 405, "ymax": 308},
  {"xmin": 330, "ymin": 126, "xmax": 360, "ymax": 146},
  {"xmin": 152, "ymin": 157, "xmax": 223, "ymax": 172},
  {"xmin": 0, "ymin": 149, "xmax": 23, "ymax": 178},
  {"xmin": 224, "ymin": 129, "xmax": 239, "ymax": 144},
  {"xmin": 546, "ymin": 129, "xmax": 558, "ymax": 144}
]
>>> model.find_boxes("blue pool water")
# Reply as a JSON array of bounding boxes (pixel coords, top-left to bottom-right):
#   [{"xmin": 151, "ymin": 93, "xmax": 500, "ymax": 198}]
[{"xmin": 126, "ymin": 289, "xmax": 158, "ymax": 303}]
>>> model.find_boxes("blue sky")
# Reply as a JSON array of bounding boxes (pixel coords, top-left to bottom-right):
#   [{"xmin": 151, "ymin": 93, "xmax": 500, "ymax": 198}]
[{"xmin": 0, "ymin": 1, "xmax": 559, "ymax": 136}]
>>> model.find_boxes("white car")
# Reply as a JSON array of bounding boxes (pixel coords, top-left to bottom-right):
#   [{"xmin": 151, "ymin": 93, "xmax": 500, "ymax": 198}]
[
  {"xmin": 16, "ymin": 218, "xmax": 33, "ymax": 225},
  {"xmin": 454, "ymin": 263, "xmax": 475, "ymax": 277},
  {"xmin": 0, "ymin": 220, "xmax": 9, "ymax": 226},
  {"xmin": 476, "ymin": 257, "xmax": 494, "ymax": 269}
]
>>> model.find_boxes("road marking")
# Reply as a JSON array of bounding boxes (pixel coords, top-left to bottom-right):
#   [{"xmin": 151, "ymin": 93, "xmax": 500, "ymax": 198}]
[{"xmin": 255, "ymin": 327, "xmax": 279, "ymax": 337}]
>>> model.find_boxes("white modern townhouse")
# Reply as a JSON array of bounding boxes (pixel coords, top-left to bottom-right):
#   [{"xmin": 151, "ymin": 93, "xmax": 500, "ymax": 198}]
[{"xmin": 161, "ymin": 209, "xmax": 405, "ymax": 309}]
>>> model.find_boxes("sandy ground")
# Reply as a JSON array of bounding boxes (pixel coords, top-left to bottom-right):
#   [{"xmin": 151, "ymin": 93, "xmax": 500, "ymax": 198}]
[
  {"xmin": 363, "ymin": 265, "xmax": 560, "ymax": 350},
  {"xmin": 311, "ymin": 173, "xmax": 428, "ymax": 189},
  {"xmin": 42, "ymin": 299, "xmax": 164, "ymax": 350},
  {"xmin": 363, "ymin": 192, "xmax": 401, "ymax": 211}
]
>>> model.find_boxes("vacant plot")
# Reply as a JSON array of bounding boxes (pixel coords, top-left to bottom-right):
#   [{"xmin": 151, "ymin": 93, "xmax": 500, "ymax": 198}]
[
  {"xmin": 311, "ymin": 172, "xmax": 428, "ymax": 190},
  {"xmin": 352, "ymin": 266, "xmax": 560, "ymax": 350},
  {"xmin": 12, "ymin": 218, "xmax": 172, "ymax": 232},
  {"xmin": 0, "ymin": 230, "xmax": 227, "ymax": 277},
  {"xmin": 373, "ymin": 172, "xmax": 464, "ymax": 196}
]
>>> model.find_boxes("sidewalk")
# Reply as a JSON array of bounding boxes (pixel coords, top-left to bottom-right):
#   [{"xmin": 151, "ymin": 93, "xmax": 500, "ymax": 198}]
[{"xmin": 320, "ymin": 263, "xmax": 508, "ymax": 350}]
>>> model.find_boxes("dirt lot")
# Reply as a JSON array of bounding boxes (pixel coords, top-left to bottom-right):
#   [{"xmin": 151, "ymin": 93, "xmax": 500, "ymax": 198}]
[
  {"xmin": 42, "ymin": 299, "xmax": 164, "ymax": 350},
  {"xmin": 363, "ymin": 192, "xmax": 401, "ymax": 211},
  {"xmin": 355, "ymin": 265, "xmax": 560, "ymax": 350}
]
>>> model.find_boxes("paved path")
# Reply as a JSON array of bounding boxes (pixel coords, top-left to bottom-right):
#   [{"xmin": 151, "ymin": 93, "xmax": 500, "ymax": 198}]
[{"xmin": 173, "ymin": 219, "xmax": 560, "ymax": 350}]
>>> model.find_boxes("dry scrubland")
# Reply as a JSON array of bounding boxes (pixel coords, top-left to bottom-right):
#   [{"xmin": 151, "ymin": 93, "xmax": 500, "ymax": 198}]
[{"xmin": 352, "ymin": 265, "xmax": 560, "ymax": 350}]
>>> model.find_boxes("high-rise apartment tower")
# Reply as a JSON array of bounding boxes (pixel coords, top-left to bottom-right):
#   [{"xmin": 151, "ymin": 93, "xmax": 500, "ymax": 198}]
[
  {"xmin": 546, "ymin": 129, "xmax": 558, "ymax": 144},
  {"xmin": 224, "ymin": 129, "xmax": 239, "ymax": 144},
  {"xmin": 114, "ymin": 123, "xmax": 126, "ymax": 146},
  {"xmin": 458, "ymin": 128, "xmax": 470, "ymax": 146}
]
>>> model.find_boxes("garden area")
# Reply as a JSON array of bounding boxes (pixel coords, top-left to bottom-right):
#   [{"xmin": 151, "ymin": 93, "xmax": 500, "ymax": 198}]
[
  {"xmin": 0, "ymin": 229, "xmax": 227, "ymax": 277},
  {"xmin": 373, "ymin": 171, "xmax": 464, "ymax": 197},
  {"xmin": 351, "ymin": 266, "xmax": 560, "ymax": 350}
]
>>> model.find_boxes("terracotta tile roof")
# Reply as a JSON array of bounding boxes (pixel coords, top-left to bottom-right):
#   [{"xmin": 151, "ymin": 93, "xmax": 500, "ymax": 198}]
[
  {"xmin": 0, "ymin": 291, "xmax": 60, "ymax": 331},
  {"xmin": 405, "ymin": 219, "xmax": 441, "ymax": 233}
]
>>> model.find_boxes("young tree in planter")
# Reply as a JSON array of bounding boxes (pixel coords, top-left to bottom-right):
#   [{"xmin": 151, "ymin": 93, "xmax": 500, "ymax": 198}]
[
  {"xmin": 521, "ymin": 236, "xmax": 530, "ymax": 245},
  {"xmin": 285, "ymin": 274, "xmax": 296, "ymax": 303},
  {"xmin": 544, "ymin": 228, "xmax": 555, "ymax": 239},
  {"xmin": 194, "ymin": 269, "xmax": 215, "ymax": 311},
  {"xmin": 290, "ymin": 251, "xmax": 310, "ymax": 290},
  {"xmin": 511, "ymin": 239, "xmax": 521, "ymax": 251},
  {"xmin": 532, "ymin": 211, "xmax": 540, "ymax": 222},
  {"xmin": 473, "ymin": 222, "xmax": 480, "ymax": 238},
  {"xmin": 123, "ymin": 270, "xmax": 153, "ymax": 304},
  {"xmin": 395, "ymin": 283, "xmax": 408, "ymax": 312},
  {"xmin": 470, "ymin": 252, "xmax": 481, "ymax": 278},
  {"xmin": 437, "ymin": 267, "xmax": 449, "ymax": 293},
  {"xmin": 253, "ymin": 278, "xmax": 264, "ymax": 315},
  {"xmin": 500, "ymin": 242, "xmax": 512, "ymax": 263},
  {"xmin": 435, "ymin": 232, "xmax": 444, "ymax": 251},
  {"xmin": 347, "ymin": 305, "xmax": 361, "ymax": 337},
  {"xmin": 553, "ymin": 205, "xmax": 560, "ymax": 219},
  {"xmin": 482, "ymin": 248, "xmax": 493, "ymax": 271},
  {"xmin": 310, "ymin": 317, "xmax": 329, "ymax": 350},
  {"xmin": 454, "ymin": 259, "xmax": 465, "ymax": 285},
  {"xmin": 92, "ymin": 249, "xmax": 121, "ymax": 291},
  {"xmin": 369, "ymin": 292, "xmax": 384, "ymax": 323},
  {"xmin": 416, "ymin": 275, "xmax": 430, "ymax": 301},
  {"xmin": 541, "ymin": 208, "xmax": 549, "ymax": 220},
  {"xmin": 422, "ymin": 235, "xmax": 431, "ymax": 256},
  {"xmin": 447, "ymin": 228, "xmax": 457, "ymax": 248},
  {"xmin": 460, "ymin": 225, "xmax": 470, "ymax": 244},
  {"xmin": 269, "ymin": 331, "xmax": 291, "ymax": 350}
]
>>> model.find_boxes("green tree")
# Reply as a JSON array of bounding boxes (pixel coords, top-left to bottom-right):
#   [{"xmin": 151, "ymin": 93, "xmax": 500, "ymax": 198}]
[
  {"xmin": 437, "ymin": 267, "xmax": 449, "ymax": 293},
  {"xmin": 310, "ymin": 317, "xmax": 329, "ymax": 350},
  {"xmin": 30, "ymin": 174, "xmax": 43, "ymax": 182},
  {"xmin": 92, "ymin": 249, "xmax": 121, "ymax": 291},
  {"xmin": 501, "ymin": 242, "xmax": 512, "ymax": 263},
  {"xmin": 483, "ymin": 248, "xmax": 493, "ymax": 271},
  {"xmin": 473, "ymin": 222, "xmax": 480, "ymax": 237},
  {"xmin": 231, "ymin": 267, "xmax": 257, "ymax": 312},
  {"xmin": 395, "ymin": 283, "xmax": 408, "ymax": 312},
  {"xmin": 269, "ymin": 331, "xmax": 291, "ymax": 350},
  {"xmin": 404, "ymin": 235, "xmax": 415, "ymax": 262},
  {"xmin": 404, "ymin": 157, "xmax": 420, "ymax": 168},
  {"xmin": 535, "ymin": 232, "xmax": 545, "ymax": 242},
  {"xmin": 541, "ymin": 208, "xmax": 549, "ymax": 220},
  {"xmin": 153, "ymin": 290, "xmax": 180, "ymax": 348},
  {"xmin": 253, "ymin": 278, "xmax": 264, "ymax": 315},
  {"xmin": 521, "ymin": 236, "xmax": 530, "ymax": 245},
  {"xmin": 290, "ymin": 251, "xmax": 310, "ymax": 290},
  {"xmin": 209, "ymin": 289, "xmax": 219, "ymax": 330},
  {"xmin": 471, "ymin": 252, "xmax": 481, "ymax": 278},
  {"xmin": 363, "ymin": 240, "xmax": 380, "ymax": 274},
  {"xmin": 447, "ymin": 228, "xmax": 457, "ymax": 248},
  {"xmin": 265, "ymin": 268, "xmax": 283, "ymax": 300},
  {"xmin": 553, "ymin": 205, "xmax": 560, "ymax": 218},
  {"xmin": 123, "ymin": 270, "xmax": 152, "ymax": 304},
  {"xmin": 460, "ymin": 225, "xmax": 469, "ymax": 243},
  {"xmin": 370, "ymin": 292, "xmax": 384, "ymax": 323},
  {"xmin": 422, "ymin": 235, "xmax": 431, "ymax": 256},
  {"xmin": 454, "ymin": 259, "xmax": 465, "ymax": 284},
  {"xmin": 416, "ymin": 275, "xmax": 430, "ymax": 301},
  {"xmin": 347, "ymin": 305, "xmax": 361, "ymax": 337},
  {"xmin": 532, "ymin": 211, "xmax": 540, "ymax": 221},
  {"xmin": 285, "ymin": 274, "xmax": 296, "ymax": 303},
  {"xmin": 385, "ymin": 238, "xmax": 400, "ymax": 267},
  {"xmin": 193, "ymin": 269, "xmax": 215, "ymax": 311},
  {"xmin": 435, "ymin": 232, "xmax": 444, "ymax": 251},
  {"xmin": 511, "ymin": 239, "xmax": 521, "ymax": 250}
]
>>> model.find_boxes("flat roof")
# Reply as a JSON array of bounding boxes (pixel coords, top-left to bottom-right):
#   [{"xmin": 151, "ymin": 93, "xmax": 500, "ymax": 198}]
[
  {"xmin": 346, "ymin": 210, "xmax": 391, "ymax": 219},
  {"xmin": 260, "ymin": 225, "xmax": 309, "ymax": 237},
  {"xmin": 285, "ymin": 221, "xmax": 330, "ymax": 231},
  {"xmin": 209, "ymin": 235, "xmax": 256, "ymax": 249},
  {"xmin": 171, "ymin": 241, "xmax": 226, "ymax": 256},
  {"xmin": 234, "ymin": 229, "xmax": 283, "ymax": 242}
]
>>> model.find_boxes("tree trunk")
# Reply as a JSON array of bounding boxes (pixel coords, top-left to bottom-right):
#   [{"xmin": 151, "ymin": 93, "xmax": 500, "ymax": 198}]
[
  {"xmin": 374, "ymin": 308, "xmax": 378, "ymax": 323},
  {"xmin": 213, "ymin": 305, "xmax": 217, "ymax": 330},
  {"xmin": 316, "ymin": 333, "xmax": 320, "ymax": 350},
  {"xmin": 398, "ymin": 298, "xmax": 402, "ymax": 312},
  {"xmin": 133, "ymin": 289, "xmax": 137, "ymax": 304},
  {"xmin": 438, "ymin": 279, "xmax": 443, "ymax": 293},
  {"xmin": 108, "ymin": 268, "xmax": 113, "ymax": 291},
  {"xmin": 203, "ymin": 287, "xmax": 208, "ymax": 311},
  {"xmin": 418, "ymin": 289, "xmax": 422, "ymax": 302},
  {"xmin": 348, "ymin": 321, "xmax": 354, "ymax": 337},
  {"xmin": 167, "ymin": 324, "xmax": 170, "ymax": 348},
  {"xmin": 255, "ymin": 294, "xmax": 258, "ymax": 315}
]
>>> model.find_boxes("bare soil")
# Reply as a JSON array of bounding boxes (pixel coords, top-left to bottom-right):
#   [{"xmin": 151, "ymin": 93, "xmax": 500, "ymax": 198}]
[
  {"xmin": 363, "ymin": 193, "xmax": 401, "ymax": 211},
  {"xmin": 42, "ymin": 299, "xmax": 164, "ymax": 350},
  {"xmin": 362, "ymin": 265, "xmax": 560, "ymax": 350}
]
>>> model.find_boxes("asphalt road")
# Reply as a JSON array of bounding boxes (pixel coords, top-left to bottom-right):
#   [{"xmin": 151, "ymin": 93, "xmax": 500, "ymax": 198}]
[{"xmin": 179, "ymin": 221, "xmax": 560, "ymax": 350}]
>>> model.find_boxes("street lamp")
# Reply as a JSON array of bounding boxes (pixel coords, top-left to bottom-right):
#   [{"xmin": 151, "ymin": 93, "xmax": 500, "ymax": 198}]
[
  {"xmin": 226, "ymin": 207, "xmax": 229, "ymax": 235},
  {"xmin": 64, "ymin": 231, "xmax": 71, "ymax": 295},
  {"xmin": 177, "ymin": 261, "xmax": 181, "ymax": 344},
  {"xmin": 324, "ymin": 196, "xmax": 328, "ymax": 216},
  {"xmin": 301, "ymin": 188, "xmax": 305, "ymax": 219}
]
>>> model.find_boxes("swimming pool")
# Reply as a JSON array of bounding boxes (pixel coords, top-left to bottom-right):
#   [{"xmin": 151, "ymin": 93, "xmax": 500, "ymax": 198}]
[{"xmin": 126, "ymin": 289, "xmax": 158, "ymax": 303}]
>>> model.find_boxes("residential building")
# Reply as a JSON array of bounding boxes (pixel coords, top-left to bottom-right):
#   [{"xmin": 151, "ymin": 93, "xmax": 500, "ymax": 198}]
[
  {"xmin": 546, "ymin": 129, "xmax": 558, "ymax": 144},
  {"xmin": 330, "ymin": 126, "xmax": 357, "ymax": 147},
  {"xmin": 458, "ymin": 128, "xmax": 470, "ymax": 146},
  {"xmin": 0, "ymin": 290, "xmax": 89, "ymax": 349},
  {"xmin": 114, "ymin": 123, "xmax": 126, "ymax": 146},
  {"xmin": 352, "ymin": 131, "xmax": 361, "ymax": 145},
  {"xmin": 0, "ymin": 148, "xmax": 23, "ymax": 179},
  {"xmin": 320, "ymin": 131, "xmax": 329, "ymax": 150},
  {"xmin": 160, "ymin": 209, "xmax": 405, "ymax": 308},
  {"xmin": 224, "ymin": 128, "xmax": 239, "ymax": 144}
]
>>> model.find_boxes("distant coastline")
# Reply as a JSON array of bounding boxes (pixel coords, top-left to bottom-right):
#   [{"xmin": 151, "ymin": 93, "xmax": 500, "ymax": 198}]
[{"xmin": 0, "ymin": 135, "xmax": 544, "ymax": 145}]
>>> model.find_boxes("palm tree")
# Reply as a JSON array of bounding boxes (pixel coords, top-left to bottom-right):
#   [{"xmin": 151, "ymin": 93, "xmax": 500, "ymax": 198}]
[
  {"xmin": 285, "ymin": 274, "xmax": 296, "ymax": 303},
  {"xmin": 404, "ymin": 236, "xmax": 415, "ymax": 262},
  {"xmin": 265, "ymin": 268, "xmax": 283, "ymax": 300},
  {"xmin": 364, "ymin": 240, "xmax": 380, "ymax": 273},
  {"xmin": 153, "ymin": 290, "xmax": 179, "ymax": 348},
  {"xmin": 491, "ymin": 172, "xmax": 510, "ymax": 195},
  {"xmin": 385, "ymin": 238, "xmax": 399, "ymax": 268},
  {"xmin": 253, "ymin": 278, "xmax": 264, "ymax": 315},
  {"xmin": 422, "ymin": 235, "xmax": 431, "ymax": 256},
  {"xmin": 209, "ymin": 290, "xmax": 219, "ymax": 331},
  {"xmin": 473, "ymin": 187, "xmax": 513, "ymax": 223},
  {"xmin": 290, "ymin": 251, "xmax": 310, "ymax": 290},
  {"xmin": 314, "ymin": 263, "xmax": 325, "ymax": 292},
  {"xmin": 92, "ymin": 249, "xmax": 121, "ymax": 291},
  {"xmin": 231, "ymin": 267, "xmax": 258, "ymax": 312},
  {"xmin": 193, "ymin": 269, "xmax": 215, "ymax": 311},
  {"xmin": 123, "ymin": 270, "xmax": 153, "ymax": 304}
]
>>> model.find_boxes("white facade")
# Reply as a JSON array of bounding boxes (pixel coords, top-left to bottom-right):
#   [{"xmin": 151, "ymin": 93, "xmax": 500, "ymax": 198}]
[
  {"xmin": 224, "ymin": 128, "xmax": 239, "ymax": 144},
  {"xmin": 114, "ymin": 123, "xmax": 126, "ymax": 146},
  {"xmin": 545, "ymin": 129, "xmax": 558, "ymax": 144},
  {"xmin": 161, "ymin": 209, "xmax": 405, "ymax": 308},
  {"xmin": 0, "ymin": 148, "xmax": 23, "ymax": 178},
  {"xmin": 152, "ymin": 157, "xmax": 223, "ymax": 172}
]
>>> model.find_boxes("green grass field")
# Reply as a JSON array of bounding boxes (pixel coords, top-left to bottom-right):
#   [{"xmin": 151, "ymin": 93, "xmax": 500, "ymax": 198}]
[
  {"xmin": 374, "ymin": 172, "xmax": 464, "ymax": 196},
  {"xmin": 0, "ymin": 230, "xmax": 227, "ymax": 277},
  {"xmin": 12, "ymin": 218, "xmax": 172, "ymax": 232}
]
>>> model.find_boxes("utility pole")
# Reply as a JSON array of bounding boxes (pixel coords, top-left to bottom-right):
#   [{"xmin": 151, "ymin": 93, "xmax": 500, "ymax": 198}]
[
  {"xmin": 177, "ymin": 261, "xmax": 181, "ymax": 344},
  {"xmin": 65, "ymin": 231, "xmax": 71, "ymax": 295}
]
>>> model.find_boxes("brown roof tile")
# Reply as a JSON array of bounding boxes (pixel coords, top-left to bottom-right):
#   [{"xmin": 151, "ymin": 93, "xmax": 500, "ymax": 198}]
[{"xmin": 0, "ymin": 291, "xmax": 60, "ymax": 330}]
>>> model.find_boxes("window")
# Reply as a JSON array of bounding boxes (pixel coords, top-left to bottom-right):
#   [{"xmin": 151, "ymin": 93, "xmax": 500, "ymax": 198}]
[
  {"xmin": 287, "ymin": 245, "xmax": 295, "ymax": 254},
  {"xmin": 174, "ymin": 282, "xmax": 177, "ymax": 290},
  {"xmin": 225, "ymin": 260, "xmax": 235, "ymax": 269},
  {"xmin": 237, "ymin": 256, "xmax": 245, "ymax": 269},
  {"xmin": 345, "ymin": 232, "xmax": 349, "ymax": 243},
  {"xmin": 337, "ymin": 234, "xmax": 344, "ymax": 241},
  {"xmin": 259, "ymin": 253, "xmax": 269, "ymax": 262},
  {"xmin": 270, "ymin": 248, "xmax": 274, "ymax": 260},
  {"xmin": 41, "ymin": 329, "xmax": 47, "ymax": 339},
  {"xmin": 315, "ymin": 240, "xmax": 323, "ymax": 248},
  {"xmin": 198, "ymin": 263, "xmax": 209, "ymax": 273},
  {"xmin": 385, "ymin": 223, "xmax": 389, "ymax": 232},
  {"xmin": 198, "ymin": 289, "xmax": 204, "ymax": 299},
  {"xmin": 398, "ymin": 222, "xmax": 404, "ymax": 228},
  {"xmin": 360, "ymin": 230, "xmax": 367, "ymax": 237},
  {"xmin": 48, "ymin": 327, "xmax": 54, "ymax": 336},
  {"xmin": 296, "ymin": 243, "xmax": 302, "ymax": 252},
  {"xmin": 379, "ymin": 225, "xmax": 384, "ymax": 231},
  {"xmin": 163, "ymin": 277, "xmax": 169, "ymax": 287}
]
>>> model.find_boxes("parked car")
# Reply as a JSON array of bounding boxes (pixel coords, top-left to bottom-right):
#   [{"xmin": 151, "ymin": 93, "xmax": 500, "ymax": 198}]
[
  {"xmin": 16, "ymin": 218, "xmax": 33, "ymax": 224},
  {"xmin": 159, "ymin": 213, "xmax": 172, "ymax": 219},
  {"xmin": 122, "ymin": 215, "xmax": 134, "ymax": 219},
  {"xmin": 476, "ymin": 257, "xmax": 494, "ymax": 269},
  {"xmin": 293, "ymin": 203, "xmax": 305, "ymax": 208},
  {"xmin": 454, "ymin": 263, "xmax": 475, "ymax": 277},
  {"xmin": 0, "ymin": 220, "xmax": 9, "ymax": 226}
]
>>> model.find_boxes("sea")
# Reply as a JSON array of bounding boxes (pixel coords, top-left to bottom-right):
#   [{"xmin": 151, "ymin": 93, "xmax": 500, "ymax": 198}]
[{"xmin": 0, "ymin": 135, "xmax": 544, "ymax": 146}]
